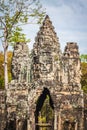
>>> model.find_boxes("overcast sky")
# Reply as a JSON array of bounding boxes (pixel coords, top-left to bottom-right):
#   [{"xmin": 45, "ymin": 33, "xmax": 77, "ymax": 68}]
[{"xmin": 0, "ymin": 0, "xmax": 87, "ymax": 54}]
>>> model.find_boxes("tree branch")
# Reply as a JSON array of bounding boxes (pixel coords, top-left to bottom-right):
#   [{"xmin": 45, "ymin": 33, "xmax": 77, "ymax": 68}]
[
  {"xmin": 0, "ymin": 18, "xmax": 8, "ymax": 39},
  {"xmin": 10, "ymin": 0, "xmax": 38, "ymax": 30},
  {"xmin": 0, "ymin": 18, "xmax": 6, "ymax": 28},
  {"xmin": 8, "ymin": 10, "xmax": 22, "ymax": 34}
]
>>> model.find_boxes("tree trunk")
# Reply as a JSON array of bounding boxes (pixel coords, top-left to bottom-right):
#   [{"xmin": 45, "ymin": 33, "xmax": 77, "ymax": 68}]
[
  {"xmin": 4, "ymin": 45, "xmax": 8, "ymax": 89},
  {"xmin": 4, "ymin": 28, "xmax": 8, "ymax": 89}
]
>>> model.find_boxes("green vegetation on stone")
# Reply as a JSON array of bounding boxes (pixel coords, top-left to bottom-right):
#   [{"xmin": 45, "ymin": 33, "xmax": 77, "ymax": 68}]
[{"xmin": 80, "ymin": 54, "xmax": 87, "ymax": 93}]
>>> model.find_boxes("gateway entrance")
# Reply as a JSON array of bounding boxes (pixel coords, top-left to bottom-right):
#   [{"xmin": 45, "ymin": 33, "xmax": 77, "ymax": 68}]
[{"xmin": 35, "ymin": 88, "xmax": 54, "ymax": 130}]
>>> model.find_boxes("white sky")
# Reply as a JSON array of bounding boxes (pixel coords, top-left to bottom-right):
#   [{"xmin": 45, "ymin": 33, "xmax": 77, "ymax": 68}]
[{"xmin": 0, "ymin": 0, "xmax": 87, "ymax": 54}]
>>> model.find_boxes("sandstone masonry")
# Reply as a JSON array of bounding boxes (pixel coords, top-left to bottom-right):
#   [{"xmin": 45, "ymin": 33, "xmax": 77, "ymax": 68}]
[{"xmin": 0, "ymin": 15, "xmax": 87, "ymax": 130}]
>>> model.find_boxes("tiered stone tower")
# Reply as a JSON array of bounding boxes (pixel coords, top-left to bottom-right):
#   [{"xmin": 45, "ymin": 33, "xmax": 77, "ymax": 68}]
[
  {"xmin": 62, "ymin": 42, "xmax": 81, "ymax": 90},
  {"xmin": 33, "ymin": 15, "xmax": 62, "ymax": 82},
  {"xmin": 0, "ymin": 15, "xmax": 87, "ymax": 130}
]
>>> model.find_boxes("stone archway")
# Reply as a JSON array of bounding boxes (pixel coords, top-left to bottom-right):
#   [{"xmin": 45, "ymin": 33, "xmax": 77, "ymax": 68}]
[
  {"xmin": 35, "ymin": 88, "xmax": 54, "ymax": 130},
  {"xmin": 63, "ymin": 120, "xmax": 76, "ymax": 130}
]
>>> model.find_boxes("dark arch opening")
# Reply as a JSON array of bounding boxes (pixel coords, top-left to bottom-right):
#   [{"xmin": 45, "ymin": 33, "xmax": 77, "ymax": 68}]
[
  {"xmin": 35, "ymin": 87, "xmax": 54, "ymax": 130},
  {"xmin": 4, "ymin": 120, "xmax": 16, "ymax": 130}
]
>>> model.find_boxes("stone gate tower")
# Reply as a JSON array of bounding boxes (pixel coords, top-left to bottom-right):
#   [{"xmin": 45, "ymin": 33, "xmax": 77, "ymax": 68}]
[
  {"xmin": 0, "ymin": 15, "xmax": 87, "ymax": 130},
  {"xmin": 33, "ymin": 15, "xmax": 61, "ymax": 82},
  {"xmin": 32, "ymin": 15, "xmax": 84, "ymax": 130}
]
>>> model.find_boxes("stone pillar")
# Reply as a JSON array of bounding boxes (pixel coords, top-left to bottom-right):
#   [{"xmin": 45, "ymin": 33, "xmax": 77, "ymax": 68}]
[
  {"xmin": 16, "ymin": 119, "xmax": 22, "ymax": 130},
  {"xmin": 75, "ymin": 122, "xmax": 78, "ymax": 130},
  {"xmin": 84, "ymin": 111, "xmax": 87, "ymax": 130},
  {"xmin": 58, "ymin": 110, "xmax": 61, "ymax": 130},
  {"xmin": 16, "ymin": 119, "xmax": 19, "ymax": 130},
  {"xmin": 27, "ymin": 119, "xmax": 32, "ymax": 130},
  {"xmin": 77, "ymin": 109, "xmax": 84, "ymax": 130},
  {"xmin": 31, "ymin": 110, "xmax": 35, "ymax": 130},
  {"xmin": 54, "ymin": 109, "xmax": 58, "ymax": 130}
]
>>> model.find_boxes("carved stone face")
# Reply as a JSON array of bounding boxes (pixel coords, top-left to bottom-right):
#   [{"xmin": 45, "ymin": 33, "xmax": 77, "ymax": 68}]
[{"xmin": 39, "ymin": 51, "xmax": 53, "ymax": 74}]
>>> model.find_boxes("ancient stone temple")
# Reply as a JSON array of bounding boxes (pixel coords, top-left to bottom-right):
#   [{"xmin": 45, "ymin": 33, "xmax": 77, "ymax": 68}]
[{"xmin": 0, "ymin": 15, "xmax": 87, "ymax": 130}]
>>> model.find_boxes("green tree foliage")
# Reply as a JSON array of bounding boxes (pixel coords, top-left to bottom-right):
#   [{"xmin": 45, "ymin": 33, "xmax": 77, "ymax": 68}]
[
  {"xmin": 0, "ymin": 0, "xmax": 45, "ymax": 44},
  {"xmin": 80, "ymin": 54, "xmax": 87, "ymax": 93},
  {"xmin": 81, "ymin": 62, "xmax": 87, "ymax": 93},
  {"xmin": 9, "ymin": 27, "xmax": 30, "ymax": 46},
  {"xmin": 80, "ymin": 54, "xmax": 87, "ymax": 62}
]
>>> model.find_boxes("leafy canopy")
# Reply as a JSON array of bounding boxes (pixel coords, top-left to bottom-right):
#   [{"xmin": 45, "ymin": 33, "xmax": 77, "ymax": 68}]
[
  {"xmin": 8, "ymin": 27, "xmax": 30, "ymax": 45},
  {"xmin": 80, "ymin": 54, "xmax": 87, "ymax": 93},
  {"xmin": 0, "ymin": 0, "xmax": 45, "ymax": 44},
  {"xmin": 80, "ymin": 54, "xmax": 87, "ymax": 63}
]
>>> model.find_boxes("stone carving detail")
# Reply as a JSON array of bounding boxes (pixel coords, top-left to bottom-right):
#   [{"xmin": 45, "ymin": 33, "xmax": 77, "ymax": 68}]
[
  {"xmin": 39, "ymin": 51, "xmax": 53, "ymax": 73},
  {"xmin": 12, "ymin": 42, "xmax": 31, "ymax": 83},
  {"xmin": 0, "ymin": 15, "xmax": 87, "ymax": 130},
  {"xmin": 62, "ymin": 42, "xmax": 81, "ymax": 91},
  {"xmin": 33, "ymin": 15, "xmax": 61, "ymax": 82}
]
